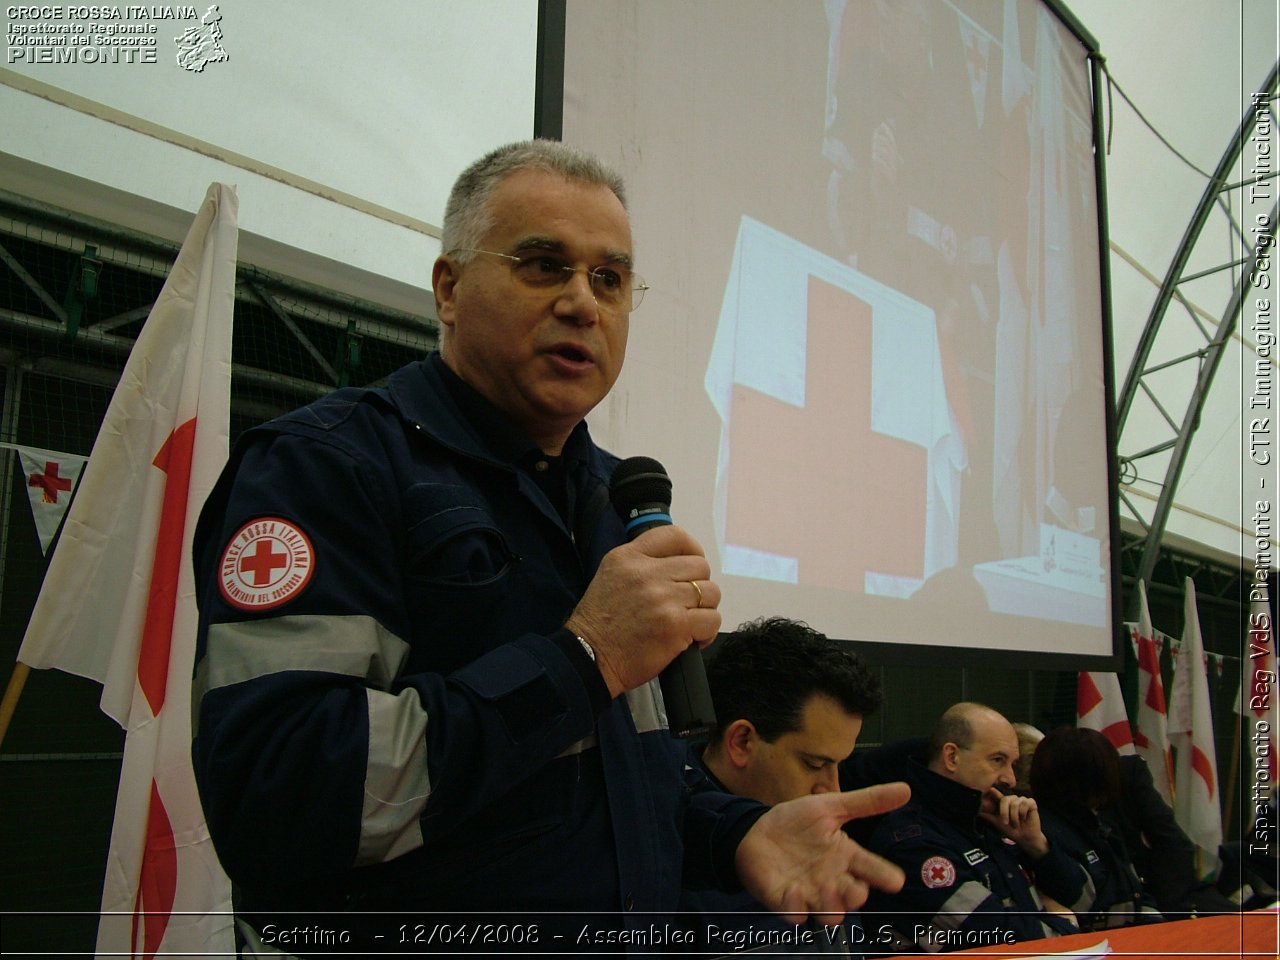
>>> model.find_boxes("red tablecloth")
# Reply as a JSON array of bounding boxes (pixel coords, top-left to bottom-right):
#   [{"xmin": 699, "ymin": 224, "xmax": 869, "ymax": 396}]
[{"xmin": 951, "ymin": 910, "xmax": 1278, "ymax": 959}]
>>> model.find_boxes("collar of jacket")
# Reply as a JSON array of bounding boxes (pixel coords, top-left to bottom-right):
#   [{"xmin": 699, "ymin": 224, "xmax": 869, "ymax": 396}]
[
  {"xmin": 387, "ymin": 354, "xmax": 595, "ymax": 471},
  {"xmin": 386, "ymin": 355, "xmax": 618, "ymax": 547},
  {"xmin": 687, "ymin": 741, "xmax": 732, "ymax": 794},
  {"xmin": 905, "ymin": 757, "xmax": 987, "ymax": 828}
]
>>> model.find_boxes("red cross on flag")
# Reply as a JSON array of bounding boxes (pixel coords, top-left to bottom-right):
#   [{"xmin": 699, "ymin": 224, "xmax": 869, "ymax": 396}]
[
  {"xmin": 1076, "ymin": 669, "xmax": 1136, "ymax": 755},
  {"xmin": 17, "ymin": 184, "xmax": 238, "ymax": 958},
  {"xmin": 1168, "ymin": 578, "xmax": 1222, "ymax": 879},
  {"xmin": 14, "ymin": 445, "xmax": 87, "ymax": 554},
  {"xmin": 1130, "ymin": 579, "xmax": 1174, "ymax": 806}
]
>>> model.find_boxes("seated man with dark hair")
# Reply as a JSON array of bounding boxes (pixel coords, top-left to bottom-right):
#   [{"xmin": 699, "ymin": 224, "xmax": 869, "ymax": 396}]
[
  {"xmin": 699, "ymin": 617, "xmax": 883, "ymax": 805},
  {"xmin": 862, "ymin": 702, "xmax": 1081, "ymax": 951},
  {"xmin": 682, "ymin": 617, "xmax": 886, "ymax": 951}
]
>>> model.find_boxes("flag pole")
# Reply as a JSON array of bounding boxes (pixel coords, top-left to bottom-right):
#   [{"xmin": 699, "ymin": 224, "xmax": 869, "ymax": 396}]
[
  {"xmin": 0, "ymin": 374, "xmax": 24, "ymax": 750},
  {"xmin": 0, "ymin": 661, "xmax": 29, "ymax": 749}
]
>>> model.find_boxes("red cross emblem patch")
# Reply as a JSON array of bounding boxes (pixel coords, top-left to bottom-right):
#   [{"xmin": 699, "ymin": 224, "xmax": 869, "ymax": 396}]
[
  {"xmin": 219, "ymin": 517, "xmax": 315, "ymax": 611},
  {"xmin": 921, "ymin": 855, "xmax": 957, "ymax": 889}
]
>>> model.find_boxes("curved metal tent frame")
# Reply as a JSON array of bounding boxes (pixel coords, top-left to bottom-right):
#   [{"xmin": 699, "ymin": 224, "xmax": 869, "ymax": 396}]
[{"xmin": 1115, "ymin": 60, "xmax": 1280, "ymax": 591}]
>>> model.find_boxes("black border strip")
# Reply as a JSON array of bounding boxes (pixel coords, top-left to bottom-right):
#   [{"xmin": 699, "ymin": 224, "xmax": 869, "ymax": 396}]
[{"xmin": 534, "ymin": 0, "xmax": 566, "ymax": 140}]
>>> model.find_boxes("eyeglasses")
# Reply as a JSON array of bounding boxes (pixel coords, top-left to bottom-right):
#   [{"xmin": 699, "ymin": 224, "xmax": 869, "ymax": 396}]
[{"xmin": 454, "ymin": 248, "xmax": 648, "ymax": 312}]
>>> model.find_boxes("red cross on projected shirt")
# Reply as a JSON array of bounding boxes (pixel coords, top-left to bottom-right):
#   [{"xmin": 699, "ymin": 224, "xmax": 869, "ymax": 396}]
[
  {"xmin": 723, "ymin": 276, "xmax": 927, "ymax": 589},
  {"xmin": 28, "ymin": 461, "xmax": 73, "ymax": 504},
  {"xmin": 929, "ymin": 862, "xmax": 949, "ymax": 883},
  {"xmin": 239, "ymin": 539, "xmax": 289, "ymax": 586}
]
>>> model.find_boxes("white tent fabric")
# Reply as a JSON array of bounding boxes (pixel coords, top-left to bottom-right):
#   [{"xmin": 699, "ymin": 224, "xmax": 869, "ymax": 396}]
[{"xmin": 1071, "ymin": 0, "xmax": 1278, "ymax": 564}]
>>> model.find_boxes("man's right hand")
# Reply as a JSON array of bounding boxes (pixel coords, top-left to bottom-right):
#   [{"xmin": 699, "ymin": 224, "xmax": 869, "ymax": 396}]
[
  {"xmin": 565, "ymin": 525, "xmax": 721, "ymax": 698},
  {"xmin": 979, "ymin": 788, "xmax": 1050, "ymax": 859}
]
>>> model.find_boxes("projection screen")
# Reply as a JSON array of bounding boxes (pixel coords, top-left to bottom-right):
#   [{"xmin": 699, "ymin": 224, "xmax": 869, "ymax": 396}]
[{"xmin": 562, "ymin": 0, "xmax": 1119, "ymax": 663}]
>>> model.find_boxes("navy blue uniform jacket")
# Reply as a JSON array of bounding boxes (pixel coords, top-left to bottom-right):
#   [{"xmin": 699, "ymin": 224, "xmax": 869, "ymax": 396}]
[
  {"xmin": 862, "ymin": 760, "xmax": 1080, "ymax": 950},
  {"xmin": 191, "ymin": 356, "xmax": 760, "ymax": 941}
]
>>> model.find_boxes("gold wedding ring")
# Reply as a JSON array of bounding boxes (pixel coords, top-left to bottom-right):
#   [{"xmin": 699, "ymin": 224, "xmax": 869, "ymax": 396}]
[{"xmin": 688, "ymin": 580, "xmax": 704, "ymax": 609}]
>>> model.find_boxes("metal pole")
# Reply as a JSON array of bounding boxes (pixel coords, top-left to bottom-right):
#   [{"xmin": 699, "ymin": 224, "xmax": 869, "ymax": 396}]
[{"xmin": 0, "ymin": 360, "xmax": 27, "ymax": 749}]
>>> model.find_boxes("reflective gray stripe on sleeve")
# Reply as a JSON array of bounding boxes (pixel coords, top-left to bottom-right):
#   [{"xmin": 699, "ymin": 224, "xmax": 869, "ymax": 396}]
[
  {"xmin": 195, "ymin": 614, "xmax": 410, "ymax": 702},
  {"xmin": 627, "ymin": 678, "xmax": 668, "ymax": 734},
  {"xmin": 195, "ymin": 615, "xmax": 426, "ymax": 865},
  {"xmin": 358, "ymin": 686, "xmax": 430, "ymax": 864},
  {"xmin": 556, "ymin": 677, "xmax": 667, "ymax": 756},
  {"xmin": 554, "ymin": 677, "xmax": 666, "ymax": 756},
  {"xmin": 1066, "ymin": 866, "xmax": 1096, "ymax": 914},
  {"xmin": 919, "ymin": 880, "xmax": 996, "ymax": 951}
]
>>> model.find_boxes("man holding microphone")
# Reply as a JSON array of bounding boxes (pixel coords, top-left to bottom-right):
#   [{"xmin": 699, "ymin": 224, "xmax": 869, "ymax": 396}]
[{"xmin": 192, "ymin": 139, "xmax": 908, "ymax": 953}]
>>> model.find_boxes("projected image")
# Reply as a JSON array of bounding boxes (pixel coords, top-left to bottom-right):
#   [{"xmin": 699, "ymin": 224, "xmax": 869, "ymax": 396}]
[
  {"xmin": 706, "ymin": 0, "xmax": 1108, "ymax": 628},
  {"xmin": 562, "ymin": 0, "xmax": 1114, "ymax": 655}
]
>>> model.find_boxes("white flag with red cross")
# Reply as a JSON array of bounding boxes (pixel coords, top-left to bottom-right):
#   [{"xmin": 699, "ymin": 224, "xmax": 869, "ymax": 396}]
[
  {"xmin": 1076, "ymin": 669, "xmax": 1136, "ymax": 755},
  {"xmin": 1130, "ymin": 579, "xmax": 1174, "ymax": 806},
  {"xmin": 17, "ymin": 183, "xmax": 238, "ymax": 958},
  {"xmin": 1168, "ymin": 578, "xmax": 1222, "ymax": 877},
  {"xmin": 15, "ymin": 445, "xmax": 87, "ymax": 554}
]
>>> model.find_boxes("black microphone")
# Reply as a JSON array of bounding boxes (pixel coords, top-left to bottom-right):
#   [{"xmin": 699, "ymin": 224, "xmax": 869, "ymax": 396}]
[{"xmin": 609, "ymin": 456, "xmax": 717, "ymax": 739}]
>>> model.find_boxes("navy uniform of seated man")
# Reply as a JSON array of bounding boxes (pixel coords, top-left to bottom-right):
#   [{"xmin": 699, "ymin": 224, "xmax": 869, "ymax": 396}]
[
  {"xmin": 190, "ymin": 139, "xmax": 910, "ymax": 955},
  {"xmin": 682, "ymin": 617, "xmax": 885, "ymax": 952},
  {"xmin": 862, "ymin": 702, "xmax": 1081, "ymax": 952}
]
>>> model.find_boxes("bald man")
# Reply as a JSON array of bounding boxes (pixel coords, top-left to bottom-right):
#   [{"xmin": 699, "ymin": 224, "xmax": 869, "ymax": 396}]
[{"xmin": 862, "ymin": 702, "xmax": 1081, "ymax": 951}]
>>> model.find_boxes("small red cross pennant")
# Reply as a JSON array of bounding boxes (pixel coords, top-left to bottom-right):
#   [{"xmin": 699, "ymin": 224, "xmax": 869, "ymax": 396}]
[{"xmin": 14, "ymin": 445, "xmax": 87, "ymax": 554}]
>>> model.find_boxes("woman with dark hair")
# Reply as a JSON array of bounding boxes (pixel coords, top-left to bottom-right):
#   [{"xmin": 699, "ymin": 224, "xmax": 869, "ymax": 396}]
[{"xmin": 1030, "ymin": 727, "xmax": 1164, "ymax": 931}]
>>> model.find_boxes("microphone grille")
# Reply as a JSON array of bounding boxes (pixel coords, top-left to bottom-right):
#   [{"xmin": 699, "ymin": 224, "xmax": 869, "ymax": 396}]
[{"xmin": 609, "ymin": 456, "xmax": 673, "ymax": 516}]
